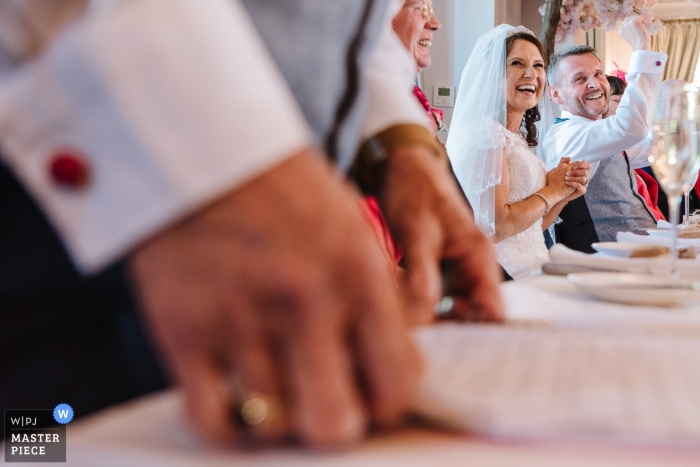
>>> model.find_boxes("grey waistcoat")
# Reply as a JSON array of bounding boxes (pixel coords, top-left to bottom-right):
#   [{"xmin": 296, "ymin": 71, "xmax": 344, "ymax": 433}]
[
  {"xmin": 240, "ymin": 0, "xmax": 389, "ymax": 171},
  {"xmin": 585, "ymin": 153, "xmax": 657, "ymax": 242}
]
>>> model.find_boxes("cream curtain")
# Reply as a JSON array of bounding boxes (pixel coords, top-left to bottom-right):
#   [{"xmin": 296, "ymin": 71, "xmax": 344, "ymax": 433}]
[{"xmin": 651, "ymin": 19, "xmax": 700, "ymax": 82}]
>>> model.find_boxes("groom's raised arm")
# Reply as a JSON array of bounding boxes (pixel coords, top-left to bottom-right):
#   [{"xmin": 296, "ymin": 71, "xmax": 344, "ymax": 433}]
[{"xmin": 541, "ymin": 49, "xmax": 666, "ymax": 169}]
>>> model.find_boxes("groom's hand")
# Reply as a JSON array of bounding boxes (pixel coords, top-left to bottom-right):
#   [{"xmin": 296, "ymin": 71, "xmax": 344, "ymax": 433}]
[
  {"xmin": 378, "ymin": 145, "xmax": 504, "ymax": 325},
  {"xmin": 619, "ymin": 15, "xmax": 651, "ymax": 51}
]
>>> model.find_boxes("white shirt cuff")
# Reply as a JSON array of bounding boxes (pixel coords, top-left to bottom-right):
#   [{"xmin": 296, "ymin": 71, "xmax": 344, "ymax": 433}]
[
  {"xmin": 0, "ymin": 0, "xmax": 312, "ymax": 273},
  {"xmin": 627, "ymin": 50, "xmax": 667, "ymax": 75}
]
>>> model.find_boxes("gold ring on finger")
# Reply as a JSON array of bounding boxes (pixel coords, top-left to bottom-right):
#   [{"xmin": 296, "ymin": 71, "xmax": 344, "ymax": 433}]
[
  {"xmin": 226, "ymin": 375, "xmax": 283, "ymax": 432},
  {"xmin": 233, "ymin": 392, "xmax": 282, "ymax": 428}
]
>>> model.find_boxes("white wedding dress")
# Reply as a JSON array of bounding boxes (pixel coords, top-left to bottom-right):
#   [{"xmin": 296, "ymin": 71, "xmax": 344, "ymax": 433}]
[{"xmin": 493, "ymin": 124, "xmax": 550, "ymax": 280}]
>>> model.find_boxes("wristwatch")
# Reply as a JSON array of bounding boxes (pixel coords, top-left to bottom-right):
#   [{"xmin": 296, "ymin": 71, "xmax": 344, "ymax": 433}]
[{"xmin": 350, "ymin": 124, "xmax": 447, "ymax": 195}]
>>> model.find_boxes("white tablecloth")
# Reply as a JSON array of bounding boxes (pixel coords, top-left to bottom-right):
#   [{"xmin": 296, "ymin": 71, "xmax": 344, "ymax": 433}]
[
  {"xmin": 15, "ymin": 390, "xmax": 695, "ymax": 467},
  {"xmin": 7, "ymin": 276, "xmax": 700, "ymax": 466}
]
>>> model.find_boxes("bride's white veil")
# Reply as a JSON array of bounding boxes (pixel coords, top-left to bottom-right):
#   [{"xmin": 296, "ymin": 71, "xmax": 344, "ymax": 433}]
[{"xmin": 446, "ymin": 24, "xmax": 553, "ymax": 237}]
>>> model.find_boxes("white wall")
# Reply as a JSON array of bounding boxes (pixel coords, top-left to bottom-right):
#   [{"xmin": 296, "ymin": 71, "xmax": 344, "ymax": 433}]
[
  {"xmin": 420, "ymin": 0, "xmax": 497, "ymax": 139},
  {"xmin": 654, "ymin": 1, "xmax": 700, "ymax": 21},
  {"xmin": 419, "ymin": 0, "xmax": 454, "ymax": 138},
  {"xmin": 453, "ymin": 0, "xmax": 496, "ymax": 85}
]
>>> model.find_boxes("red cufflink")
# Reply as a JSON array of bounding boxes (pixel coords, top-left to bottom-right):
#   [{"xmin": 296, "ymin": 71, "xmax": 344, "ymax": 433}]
[
  {"xmin": 655, "ymin": 61, "xmax": 661, "ymax": 66},
  {"xmin": 50, "ymin": 152, "xmax": 90, "ymax": 188}
]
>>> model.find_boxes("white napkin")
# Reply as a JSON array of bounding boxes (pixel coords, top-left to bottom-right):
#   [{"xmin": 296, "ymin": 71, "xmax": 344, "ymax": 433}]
[
  {"xmin": 617, "ymin": 231, "xmax": 700, "ymax": 248},
  {"xmin": 548, "ymin": 244, "xmax": 700, "ymax": 278}
]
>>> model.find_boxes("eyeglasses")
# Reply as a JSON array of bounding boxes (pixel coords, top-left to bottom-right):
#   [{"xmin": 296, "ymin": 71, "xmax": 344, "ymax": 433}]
[{"xmin": 405, "ymin": 1, "xmax": 434, "ymax": 19}]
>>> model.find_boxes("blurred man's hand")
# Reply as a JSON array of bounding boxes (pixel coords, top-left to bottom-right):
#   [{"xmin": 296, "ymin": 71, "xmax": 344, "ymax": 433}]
[
  {"xmin": 130, "ymin": 149, "xmax": 421, "ymax": 448},
  {"xmin": 379, "ymin": 145, "xmax": 504, "ymax": 325}
]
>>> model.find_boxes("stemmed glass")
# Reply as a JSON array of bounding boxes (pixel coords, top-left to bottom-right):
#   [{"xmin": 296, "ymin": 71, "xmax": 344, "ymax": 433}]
[
  {"xmin": 649, "ymin": 81, "xmax": 700, "ymax": 277},
  {"xmin": 684, "ymin": 170, "xmax": 698, "ymax": 226}
]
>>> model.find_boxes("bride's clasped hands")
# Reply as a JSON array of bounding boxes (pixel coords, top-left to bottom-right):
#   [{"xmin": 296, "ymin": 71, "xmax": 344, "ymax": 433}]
[
  {"xmin": 543, "ymin": 156, "xmax": 591, "ymax": 222},
  {"xmin": 493, "ymin": 155, "xmax": 590, "ymax": 243},
  {"xmin": 547, "ymin": 156, "xmax": 591, "ymax": 206}
]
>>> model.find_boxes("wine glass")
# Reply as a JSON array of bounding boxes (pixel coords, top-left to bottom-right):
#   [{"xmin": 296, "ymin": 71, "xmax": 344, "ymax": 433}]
[
  {"xmin": 684, "ymin": 170, "xmax": 699, "ymax": 226},
  {"xmin": 649, "ymin": 81, "xmax": 700, "ymax": 277}
]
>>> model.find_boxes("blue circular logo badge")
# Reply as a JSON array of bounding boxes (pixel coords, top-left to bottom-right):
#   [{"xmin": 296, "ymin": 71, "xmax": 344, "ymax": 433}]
[{"xmin": 53, "ymin": 403, "xmax": 74, "ymax": 424}]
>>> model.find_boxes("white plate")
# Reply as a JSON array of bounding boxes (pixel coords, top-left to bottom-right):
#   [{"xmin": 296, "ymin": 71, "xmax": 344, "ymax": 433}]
[
  {"xmin": 567, "ymin": 272, "xmax": 700, "ymax": 307},
  {"xmin": 646, "ymin": 228, "xmax": 673, "ymax": 238},
  {"xmin": 591, "ymin": 242, "xmax": 658, "ymax": 258}
]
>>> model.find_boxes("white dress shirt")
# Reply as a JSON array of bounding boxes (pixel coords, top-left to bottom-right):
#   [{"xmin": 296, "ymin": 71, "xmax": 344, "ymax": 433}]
[
  {"xmin": 0, "ymin": 0, "xmax": 426, "ymax": 273},
  {"xmin": 540, "ymin": 50, "xmax": 667, "ymax": 180}
]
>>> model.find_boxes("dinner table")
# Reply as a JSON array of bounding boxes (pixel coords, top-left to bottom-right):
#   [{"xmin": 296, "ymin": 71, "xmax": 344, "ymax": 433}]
[{"xmin": 7, "ymin": 272, "xmax": 700, "ymax": 467}]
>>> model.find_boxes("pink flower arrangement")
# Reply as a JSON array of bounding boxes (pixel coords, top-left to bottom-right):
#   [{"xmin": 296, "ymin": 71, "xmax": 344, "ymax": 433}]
[{"xmin": 539, "ymin": 0, "xmax": 663, "ymax": 42}]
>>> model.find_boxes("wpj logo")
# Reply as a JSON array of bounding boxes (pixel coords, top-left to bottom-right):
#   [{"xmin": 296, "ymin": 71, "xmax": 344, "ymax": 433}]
[{"xmin": 4, "ymin": 404, "xmax": 72, "ymax": 462}]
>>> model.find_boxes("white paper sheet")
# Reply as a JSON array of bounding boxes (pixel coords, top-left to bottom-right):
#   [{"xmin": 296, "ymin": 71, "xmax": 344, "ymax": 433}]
[{"xmin": 413, "ymin": 279, "xmax": 700, "ymax": 446}]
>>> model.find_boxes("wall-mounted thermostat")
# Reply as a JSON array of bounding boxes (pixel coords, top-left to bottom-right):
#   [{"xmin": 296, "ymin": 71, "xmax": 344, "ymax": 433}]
[{"xmin": 433, "ymin": 85, "xmax": 455, "ymax": 107}]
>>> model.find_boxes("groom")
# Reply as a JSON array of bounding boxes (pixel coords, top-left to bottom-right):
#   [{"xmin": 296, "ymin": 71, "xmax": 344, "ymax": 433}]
[{"xmin": 540, "ymin": 16, "xmax": 667, "ymax": 252}]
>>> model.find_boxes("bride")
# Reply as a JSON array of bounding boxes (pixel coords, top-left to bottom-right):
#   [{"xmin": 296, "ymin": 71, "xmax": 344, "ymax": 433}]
[{"xmin": 446, "ymin": 24, "xmax": 590, "ymax": 279}]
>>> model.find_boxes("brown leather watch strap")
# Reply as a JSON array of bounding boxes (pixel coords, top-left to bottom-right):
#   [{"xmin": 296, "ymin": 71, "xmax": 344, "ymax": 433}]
[{"xmin": 350, "ymin": 124, "xmax": 447, "ymax": 195}]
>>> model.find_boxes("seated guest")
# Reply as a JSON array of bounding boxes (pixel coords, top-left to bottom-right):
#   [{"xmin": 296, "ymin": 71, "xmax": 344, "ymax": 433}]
[
  {"xmin": 384, "ymin": 1, "xmax": 518, "ymax": 282},
  {"xmin": 604, "ymin": 75, "xmax": 665, "ymax": 222},
  {"xmin": 447, "ymin": 25, "xmax": 590, "ymax": 279},
  {"xmin": 602, "ymin": 74, "xmax": 625, "ymax": 119},
  {"xmin": 392, "ymin": 0, "xmax": 444, "ymax": 134},
  {"xmin": 363, "ymin": 1, "xmax": 518, "ymax": 286},
  {"xmin": 357, "ymin": 0, "xmax": 443, "ymax": 272},
  {"xmin": 541, "ymin": 16, "xmax": 667, "ymax": 253}
]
